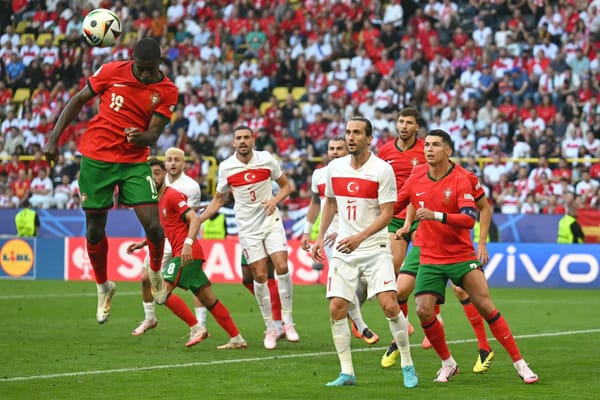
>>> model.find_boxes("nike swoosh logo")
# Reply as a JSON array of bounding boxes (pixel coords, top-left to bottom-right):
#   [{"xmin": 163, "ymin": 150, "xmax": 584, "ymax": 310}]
[
  {"xmin": 347, "ymin": 200, "xmax": 356, "ymax": 204},
  {"xmin": 387, "ymin": 160, "xmax": 394, "ymax": 164},
  {"xmin": 114, "ymin": 83, "xmax": 126, "ymax": 87},
  {"xmin": 416, "ymin": 192, "xmax": 426, "ymax": 196},
  {"xmin": 152, "ymin": 194, "xmax": 158, "ymax": 199},
  {"xmin": 383, "ymin": 280, "xmax": 394, "ymax": 285}
]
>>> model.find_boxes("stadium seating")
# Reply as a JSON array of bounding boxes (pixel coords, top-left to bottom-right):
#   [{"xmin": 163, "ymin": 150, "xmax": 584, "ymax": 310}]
[
  {"xmin": 36, "ymin": 33, "xmax": 53, "ymax": 47},
  {"xmin": 272, "ymin": 86, "xmax": 289, "ymax": 103},
  {"xmin": 12, "ymin": 88, "xmax": 31, "ymax": 104},
  {"xmin": 291, "ymin": 87, "xmax": 307, "ymax": 102},
  {"xmin": 19, "ymin": 33, "xmax": 35, "ymax": 46}
]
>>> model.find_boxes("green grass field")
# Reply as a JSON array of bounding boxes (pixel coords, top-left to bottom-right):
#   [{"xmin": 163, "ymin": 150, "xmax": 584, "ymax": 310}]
[{"xmin": 0, "ymin": 281, "xmax": 599, "ymax": 400}]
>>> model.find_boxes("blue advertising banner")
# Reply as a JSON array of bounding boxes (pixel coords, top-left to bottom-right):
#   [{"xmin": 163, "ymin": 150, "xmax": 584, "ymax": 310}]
[
  {"xmin": 0, "ymin": 237, "xmax": 65, "ymax": 280},
  {"xmin": 483, "ymin": 243, "xmax": 599, "ymax": 288}
]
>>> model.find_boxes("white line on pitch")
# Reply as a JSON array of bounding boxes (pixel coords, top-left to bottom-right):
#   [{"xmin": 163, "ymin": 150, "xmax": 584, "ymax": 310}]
[{"xmin": 2, "ymin": 329, "xmax": 600, "ymax": 383}]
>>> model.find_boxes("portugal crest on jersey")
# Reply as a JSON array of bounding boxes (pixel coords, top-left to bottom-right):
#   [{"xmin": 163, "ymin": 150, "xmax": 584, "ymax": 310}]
[{"xmin": 444, "ymin": 187, "xmax": 452, "ymax": 202}]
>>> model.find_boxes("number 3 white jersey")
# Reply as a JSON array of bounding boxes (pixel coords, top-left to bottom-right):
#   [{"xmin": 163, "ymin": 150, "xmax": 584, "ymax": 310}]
[
  {"xmin": 311, "ymin": 166, "xmax": 338, "ymax": 237},
  {"xmin": 217, "ymin": 150, "xmax": 284, "ymax": 237},
  {"xmin": 325, "ymin": 153, "xmax": 396, "ymax": 253},
  {"xmin": 167, "ymin": 173, "xmax": 201, "ymax": 208}
]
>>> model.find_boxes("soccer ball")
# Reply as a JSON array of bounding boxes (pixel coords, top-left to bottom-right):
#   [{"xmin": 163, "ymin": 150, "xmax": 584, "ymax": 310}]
[{"xmin": 82, "ymin": 8, "xmax": 122, "ymax": 47}]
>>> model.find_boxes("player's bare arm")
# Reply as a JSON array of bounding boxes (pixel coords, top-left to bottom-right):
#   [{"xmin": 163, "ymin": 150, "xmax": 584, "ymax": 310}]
[
  {"xmin": 301, "ymin": 191, "xmax": 321, "ymax": 251},
  {"xmin": 475, "ymin": 196, "xmax": 491, "ymax": 265},
  {"xmin": 126, "ymin": 240, "xmax": 148, "ymax": 253},
  {"xmin": 44, "ymin": 86, "xmax": 95, "ymax": 165},
  {"xmin": 337, "ymin": 201, "xmax": 394, "ymax": 254},
  {"xmin": 395, "ymin": 203, "xmax": 415, "ymax": 240},
  {"xmin": 181, "ymin": 210, "xmax": 202, "ymax": 266},
  {"xmin": 125, "ymin": 114, "xmax": 169, "ymax": 147},
  {"xmin": 263, "ymin": 174, "xmax": 292, "ymax": 216},
  {"xmin": 197, "ymin": 190, "xmax": 227, "ymax": 225},
  {"xmin": 312, "ymin": 196, "xmax": 337, "ymax": 262}
]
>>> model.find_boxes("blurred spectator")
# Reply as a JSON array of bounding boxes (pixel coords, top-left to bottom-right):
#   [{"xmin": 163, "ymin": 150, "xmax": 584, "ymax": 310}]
[{"xmin": 29, "ymin": 167, "xmax": 53, "ymax": 209}]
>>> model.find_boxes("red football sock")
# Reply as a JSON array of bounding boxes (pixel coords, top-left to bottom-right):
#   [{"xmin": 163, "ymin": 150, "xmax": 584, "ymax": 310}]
[
  {"xmin": 243, "ymin": 281, "xmax": 254, "ymax": 295},
  {"xmin": 462, "ymin": 299, "xmax": 490, "ymax": 351},
  {"xmin": 434, "ymin": 303, "xmax": 441, "ymax": 316},
  {"xmin": 485, "ymin": 310, "xmax": 522, "ymax": 362},
  {"xmin": 208, "ymin": 300, "xmax": 239, "ymax": 337},
  {"xmin": 268, "ymin": 277, "xmax": 282, "ymax": 321},
  {"xmin": 398, "ymin": 300, "xmax": 408, "ymax": 318},
  {"xmin": 87, "ymin": 236, "xmax": 108, "ymax": 284},
  {"xmin": 165, "ymin": 294, "xmax": 197, "ymax": 327},
  {"xmin": 422, "ymin": 316, "xmax": 451, "ymax": 360},
  {"xmin": 146, "ymin": 236, "xmax": 164, "ymax": 272}
]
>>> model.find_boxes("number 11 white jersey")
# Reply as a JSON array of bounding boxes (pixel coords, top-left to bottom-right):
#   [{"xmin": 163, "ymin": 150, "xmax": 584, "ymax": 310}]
[{"xmin": 325, "ymin": 153, "xmax": 396, "ymax": 253}]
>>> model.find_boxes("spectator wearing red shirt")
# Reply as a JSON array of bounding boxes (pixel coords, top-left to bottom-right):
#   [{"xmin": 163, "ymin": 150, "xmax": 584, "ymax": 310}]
[
  {"xmin": 552, "ymin": 158, "xmax": 573, "ymax": 182},
  {"xmin": 542, "ymin": 194, "xmax": 566, "ymax": 214},
  {"xmin": 306, "ymin": 113, "xmax": 328, "ymax": 143},
  {"xmin": 10, "ymin": 169, "xmax": 30, "ymax": 203},
  {"xmin": 536, "ymin": 94, "xmax": 557, "ymax": 125},
  {"xmin": 28, "ymin": 150, "xmax": 50, "ymax": 178},
  {"xmin": 275, "ymin": 129, "xmax": 296, "ymax": 154},
  {"xmin": 4, "ymin": 154, "xmax": 26, "ymax": 179}
]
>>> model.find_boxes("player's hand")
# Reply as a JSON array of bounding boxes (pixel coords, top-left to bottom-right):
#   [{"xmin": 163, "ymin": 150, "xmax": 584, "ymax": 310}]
[
  {"xmin": 395, "ymin": 225, "xmax": 410, "ymax": 240},
  {"xmin": 336, "ymin": 235, "xmax": 361, "ymax": 254},
  {"xmin": 126, "ymin": 241, "xmax": 146, "ymax": 254},
  {"xmin": 262, "ymin": 199, "xmax": 277, "ymax": 216},
  {"xmin": 324, "ymin": 232, "xmax": 338, "ymax": 247},
  {"xmin": 301, "ymin": 233, "xmax": 311, "ymax": 251},
  {"xmin": 181, "ymin": 243, "xmax": 193, "ymax": 266},
  {"xmin": 125, "ymin": 127, "xmax": 141, "ymax": 144},
  {"xmin": 415, "ymin": 207, "xmax": 434, "ymax": 221},
  {"xmin": 477, "ymin": 242, "xmax": 489, "ymax": 265},
  {"xmin": 311, "ymin": 238, "xmax": 325, "ymax": 262},
  {"xmin": 43, "ymin": 140, "xmax": 59, "ymax": 167}
]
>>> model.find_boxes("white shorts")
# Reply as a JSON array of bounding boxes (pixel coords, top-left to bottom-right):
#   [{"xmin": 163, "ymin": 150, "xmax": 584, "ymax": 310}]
[
  {"xmin": 326, "ymin": 247, "xmax": 396, "ymax": 302},
  {"xmin": 239, "ymin": 222, "xmax": 288, "ymax": 264}
]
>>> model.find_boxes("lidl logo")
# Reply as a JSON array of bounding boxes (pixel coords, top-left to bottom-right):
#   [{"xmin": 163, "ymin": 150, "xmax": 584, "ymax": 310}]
[{"xmin": 0, "ymin": 239, "xmax": 34, "ymax": 277}]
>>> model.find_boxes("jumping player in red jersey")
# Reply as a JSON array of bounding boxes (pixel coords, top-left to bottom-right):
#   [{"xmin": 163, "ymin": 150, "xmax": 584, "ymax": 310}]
[
  {"xmin": 128, "ymin": 158, "xmax": 247, "ymax": 349},
  {"xmin": 395, "ymin": 129, "xmax": 538, "ymax": 384},
  {"xmin": 44, "ymin": 38, "xmax": 178, "ymax": 323}
]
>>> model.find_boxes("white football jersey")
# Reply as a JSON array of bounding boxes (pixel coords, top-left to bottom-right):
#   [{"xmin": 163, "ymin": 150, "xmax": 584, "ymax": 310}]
[
  {"xmin": 311, "ymin": 166, "xmax": 338, "ymax": 236},
  {"xmin": 325, "ymin": 153, "xmax": 396, "ymax": 253},
  {"xmin": 217, "ymin": 150, "xmax": 284, "ymax": 237},
  {"xmin": 167, "ymin": 173, "xmax": 202, "ymax": 208}
]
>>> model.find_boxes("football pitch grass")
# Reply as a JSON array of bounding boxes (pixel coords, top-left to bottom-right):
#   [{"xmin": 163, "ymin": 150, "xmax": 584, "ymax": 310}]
[{"xmin": 0, "ymin": 281, "xmax": 598, "ymax": 400}]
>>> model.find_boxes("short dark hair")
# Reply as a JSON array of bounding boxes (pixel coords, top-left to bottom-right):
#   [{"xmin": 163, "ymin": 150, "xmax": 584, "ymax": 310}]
[
  {"xmin": 427, "ymin": 129, "xmax": 453, "ymax": 148},
  {"xmin": 349, "ymin": 116, "xmax": 373, "ymax": 137},
  {"xmin": 233, "ymin": 125, "xmax": 254, "ymax": 136},
  {"xmin": 149, "ymin": 157, "xmax": 165, "ymax": 169},
  {"xmin": 398, "ymin": 107, "xmax": 421, "ymax": 122},
  {"xmin": 133, "ymin": 38, "xmax": 161, "ymax": 62}
]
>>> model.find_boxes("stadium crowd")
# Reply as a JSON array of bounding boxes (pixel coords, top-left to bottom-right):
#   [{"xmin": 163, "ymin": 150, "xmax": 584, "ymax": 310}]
[{"xmin": 0, "ymin": 0, "xmax": 599, "ymax": 215}]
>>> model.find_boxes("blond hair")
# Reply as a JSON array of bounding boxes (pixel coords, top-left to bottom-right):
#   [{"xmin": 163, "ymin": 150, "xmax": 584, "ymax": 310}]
[{"xmin": 165, "ymin": 147, "xmax": 185, "ymax": 159}]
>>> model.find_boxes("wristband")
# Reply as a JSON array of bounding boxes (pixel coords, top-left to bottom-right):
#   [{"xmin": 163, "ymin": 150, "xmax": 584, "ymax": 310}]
[
  {"xmin": 433, "ymin": 212, "xmax": 444, "ymax": 222},
  {"xmin": 304, "ymin": 221, "xmax": 314, "ymax": 234},
  {"xmin": 184, "ymin": 238, "xmax": 194, "ymax": 246}
]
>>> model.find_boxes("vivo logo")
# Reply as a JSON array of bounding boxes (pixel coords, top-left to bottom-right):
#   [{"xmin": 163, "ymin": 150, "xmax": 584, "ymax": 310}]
[{"xmin": 484, "ymin": 245, "xmax": 599, "ymax": 284}]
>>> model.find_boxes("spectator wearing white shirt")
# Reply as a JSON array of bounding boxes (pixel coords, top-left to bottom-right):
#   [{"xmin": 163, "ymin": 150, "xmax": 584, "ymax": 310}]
[
  {"xmin": 19, "ymin": 36, "xmax": 40, "ymax": 67},
  {"xmin": 200, "ymin": 36, "xmax": 221, "ymax": 62},
  {"xmin": 454, "ymin": 127, "xmax": 475, "ymax": 157},
  {"xmin": 53, "ymin": 174, "xmax": 72, "ymax": 209},
  {"xmin": 350, "ymin": 47, "xmax": 372, "ymax": 79},
  {"xmin": 301, "ymin": 95, "xmax": 323, "ymax": 125},
  {"xmin": 561, "ymin": 129, "xmax": 584, "ymax": 159},
  {"xmin": 472, "ymin": 18, "xmax": 493, "ymax": 48},
  {"xmin": 575, "ymin": 170, "xmax": 600, "ymax": 197},
  {"xmin": 523, "ymin": 108, "xmax": 546, "ymax": 138},
  {"xmin": 476, "ymin": 127, "xmax": 500, "ymax": 157},
  {"xmin": 483, "ymin": 153, "xmax": 509, "ymax": 186},
  {"xmin": 187, "ymin": 112, "xmax": 211, "ymax": 141},
  {"xmin": 383, "ymin": 0, "xmax": 403, "ymax": 27},
  {"xmin": 459, "ymin": 61, "xmax": 482, "ymax": 99},
  {"xmin": 0, "ymin": 25, "xmax": 20, "ymax": 47},
  {"xmin": 183, "ymin": 95, "xmax": 206, "ymax": 121},
  {"xmin": 29, "ymin": 168, "xmax": 54, "ymax": 209}
]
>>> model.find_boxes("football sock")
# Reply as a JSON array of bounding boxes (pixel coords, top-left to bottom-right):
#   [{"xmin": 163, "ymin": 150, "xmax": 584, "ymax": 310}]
[
  {"xmin": 87, "ymin": 236, "xmax": 108, "ymax": 284},
  {"xmin": 398, "ymin": 300, "xmax": 409, "ymax": 318},
  {"xmin": 254, "ymin": 280, "xmax": 274, "ymax": 330},
  {"xmin": 388, "ymin": 312, "xmax": 413, "ymax": 367},
  {"xmin": 331, "ymin": 318, "xmax": 354, "ymax": 376},
  {"xmin": 485, "ymin": 310, "xmax": 522, "ymax": 362},
  {"xmin": 348, "ymin": 293, "xmax": 367, "ymax": 332},
  {"xmin": 195, "ymin": 306, "xmax": 207, "ymax": 328},
  {"xmin": 143, "ymin": 301, "xmax": 156, "ymax": 320},
  {"xmin": 461, "ymin": 298, "xmax": 490, "ymax": 351},
  {"xmin": 422, "ymin": 316, "xmax": 451, "ymax": 360},
  {"xmin": 208, "ymin": 300, "xmax": 239, "ymax": 337},
  {"xmin": 165, "ymin": 294, "xmax": 197, "ymax": 327},
  {"xmin": 146, "ymin": 237, "xmax": 164, "ymax": 272},
  {"xmin": 243, "ymin": 281, "xmax": 254, "ymax": 294},
  {"xmin": 276, "ymin": 272, "xmax": 294, "ymax": 325},
  {"xmin": 267, "ymin": 277, "xmax": 282, "ymax": 321},
  {"xmin": 434, "ymin": 303, "xmax": 441, "ymax": 318}
]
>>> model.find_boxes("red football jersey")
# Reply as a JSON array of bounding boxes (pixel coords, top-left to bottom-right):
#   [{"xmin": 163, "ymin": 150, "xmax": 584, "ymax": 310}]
[
  {"xmin": 159, "ymin": 187, "xmax": 205, "ymax": 260},
  {"xmin": 377, "ymin": 138, "xmax": 426, "ymax": 218},
  {"xmin": 399, "ymin": 164, "xmax": 477, "ymax": 264},
  {"xmin": 80, "ymin": 61, "xmax": 178, "ymax": 163}
]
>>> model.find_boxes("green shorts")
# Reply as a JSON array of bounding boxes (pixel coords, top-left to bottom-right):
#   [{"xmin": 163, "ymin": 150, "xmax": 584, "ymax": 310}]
[
  {"xmin": 399, "ymin": 245, "xmax": 421, "ymax": 276},
  {"xmin": 415, "ymin": 259, "xmax": 482, "ymax": 303},
  {"xmin": 163, "ymin": 257, "xmax": 210, "ymax": 293},
  {"xmin": 387, "ymin": 217, "xmax": 419, "ymax": 241},
  {"xmin": 79, "ymin": 156, "xmax": 158, "ymax": 210}
]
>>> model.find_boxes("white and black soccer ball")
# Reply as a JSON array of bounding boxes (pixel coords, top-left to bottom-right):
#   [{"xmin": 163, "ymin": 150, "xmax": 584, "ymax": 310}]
[{"xmin": 82, "ymin": 8, "xmax": 122, "ymax": 47}]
